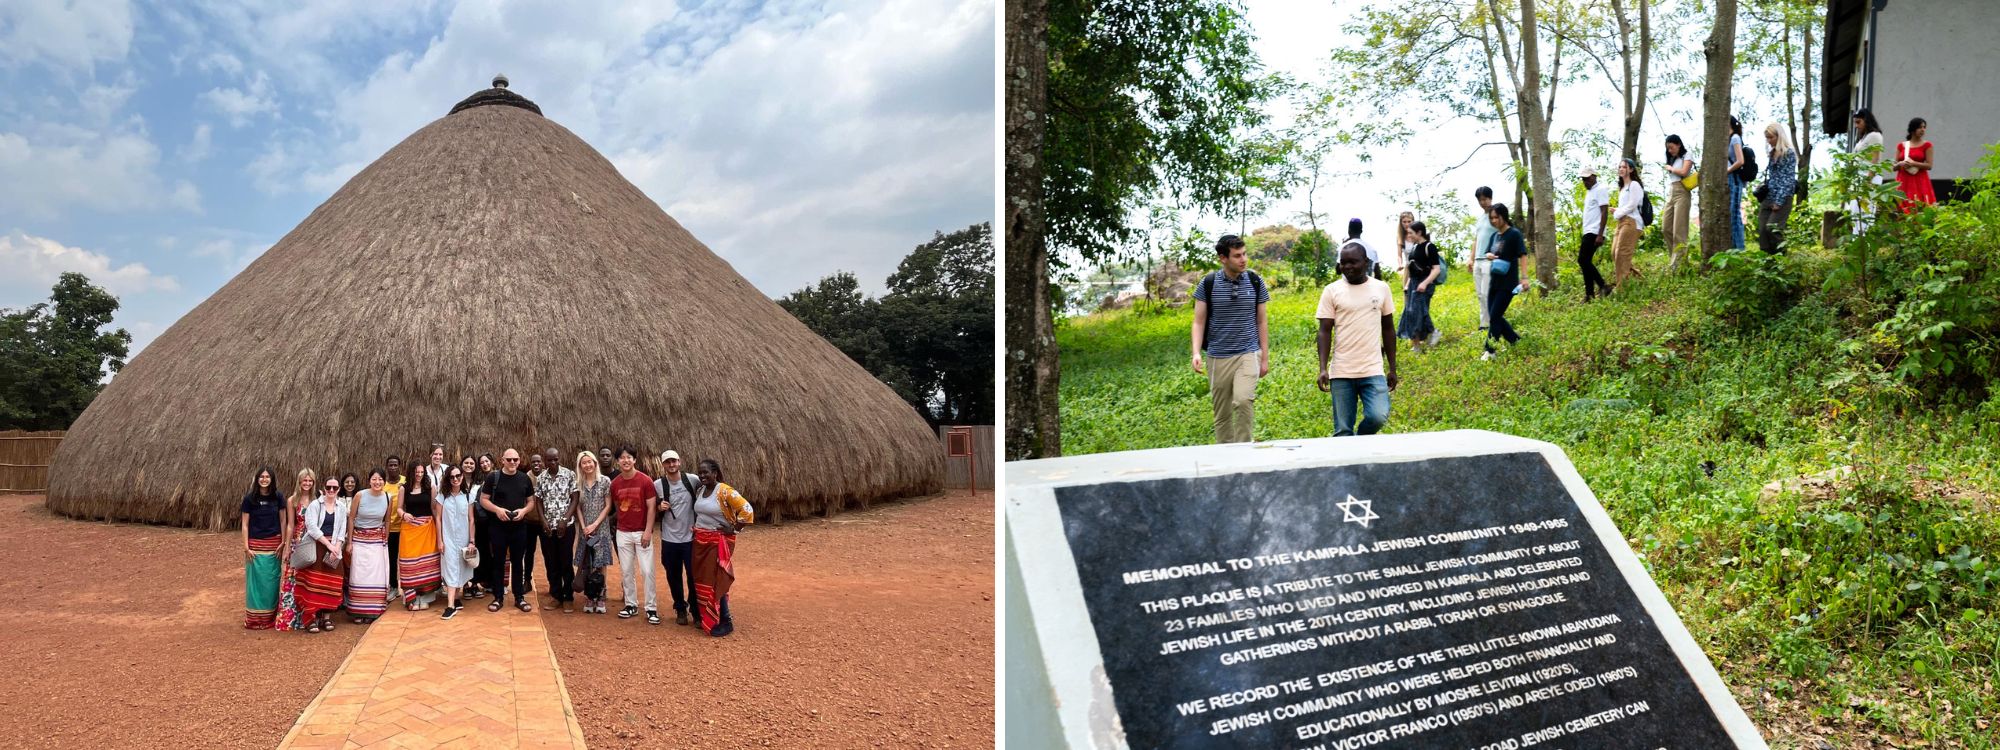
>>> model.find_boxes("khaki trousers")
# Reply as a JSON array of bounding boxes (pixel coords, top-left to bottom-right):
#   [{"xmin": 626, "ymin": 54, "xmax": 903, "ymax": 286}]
[
  {"xmin": 1663, "ymin": 181, "xmax": 1692, "ymax": 252},
  {"xmin": 1207, "ymin": 352, "xmax": 1260, "ymax": 443},
  {"xmin": 1612, "ymin": 216, "xmax": 1640, "ymax": 287}
]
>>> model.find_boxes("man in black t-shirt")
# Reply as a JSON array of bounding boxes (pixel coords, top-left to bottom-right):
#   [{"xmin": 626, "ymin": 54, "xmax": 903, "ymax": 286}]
[{"xmin": 479, "ymin": 448, "xmax": 541, "ymax": 611}]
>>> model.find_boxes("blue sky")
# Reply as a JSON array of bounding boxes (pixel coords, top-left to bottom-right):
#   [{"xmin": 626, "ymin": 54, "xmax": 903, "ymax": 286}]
[{"xmin": 0, "ymin": 0, "xmax": 996, "ymax": 355}]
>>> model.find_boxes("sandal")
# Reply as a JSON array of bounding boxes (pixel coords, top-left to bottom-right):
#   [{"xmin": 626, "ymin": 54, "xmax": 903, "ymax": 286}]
[
  {"xmin": 488, "ymin": 600, "xmax": 504, "ymax": 613},
  {"xmin": 516, "ymin": 599, "xmax": 533, "ymax": 613},
  {"xmin": 307, "ymin": 621, "xmax": 323, "ymax": 634}
]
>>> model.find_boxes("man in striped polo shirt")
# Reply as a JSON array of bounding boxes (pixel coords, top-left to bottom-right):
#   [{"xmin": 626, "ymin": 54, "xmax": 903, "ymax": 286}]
[{"xmin": 1190, "ymin": 234, "xmax": 1271, "ymax": 443}]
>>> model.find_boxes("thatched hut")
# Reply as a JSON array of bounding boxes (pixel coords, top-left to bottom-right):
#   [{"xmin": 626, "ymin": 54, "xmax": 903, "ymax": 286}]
[{"xmin": 46, "ymin": 79, "xmax": 943, "ymax": 530}]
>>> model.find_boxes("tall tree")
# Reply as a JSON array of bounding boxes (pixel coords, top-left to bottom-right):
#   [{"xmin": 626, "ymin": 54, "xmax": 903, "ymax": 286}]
[
  {"xmin": 0, "ymin": 272, "xmax": 132, "ymax": 431},
  {"xmin": 1006, "ymin": 0, "xmax": 1285, "ymax": 459},
  {"xmin": 1610, "ymin": 0, "xmax": 1651, "ymax": 162},
  {"xmin": 1004, "ymin": 0, "xmax": 1057, "ymax": 458},
  {"xmin": 1698, "ymin": 0, "xmax": 1740, "ymax": 265},
  {"xmin": 1510, "ymin": 0, "xmax": 1560, "ymax": 291}
]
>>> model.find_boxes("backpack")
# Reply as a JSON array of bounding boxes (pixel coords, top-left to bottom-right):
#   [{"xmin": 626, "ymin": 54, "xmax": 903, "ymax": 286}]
[
  {"xmin": 1197, "ymin": 269, "xmax": 1263, "ymax": 351},
  {"xmin": 1638, "ymin": 191, "xmax": 1655, "ymax": 228},
  {"xmin": 1738, "ymin": 145, "xmax": 1759, "ymax": 184}
]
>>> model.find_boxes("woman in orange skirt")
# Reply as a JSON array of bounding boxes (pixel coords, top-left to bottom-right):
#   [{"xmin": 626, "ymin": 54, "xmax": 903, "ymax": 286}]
[
  {"xmin": 296, "ymin": 476, "xmax": 349, "ymax": 633},
  {"xmin": 398, "ymin": 467, "xmax": 442, "ymax": 610}
]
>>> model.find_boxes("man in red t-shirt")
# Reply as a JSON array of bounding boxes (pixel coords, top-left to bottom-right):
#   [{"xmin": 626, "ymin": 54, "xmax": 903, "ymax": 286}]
[{"xmin": 609, "ymin": 446, "xmax": 659, "ymax": 623}]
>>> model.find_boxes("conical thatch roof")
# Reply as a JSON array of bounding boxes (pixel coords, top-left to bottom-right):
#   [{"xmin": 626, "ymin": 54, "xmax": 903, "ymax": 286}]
[{"xmin": 46, "ymin": 81, "xmax": 942, "ymax": 530}]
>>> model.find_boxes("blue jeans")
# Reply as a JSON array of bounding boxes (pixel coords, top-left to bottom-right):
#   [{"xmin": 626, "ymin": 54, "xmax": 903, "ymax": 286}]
[
  {"xmin": 1729, "ymin": 174, "xmax": 1746, "ymax": 249},
  {"xmin": 1328, "ymin": 375, "xmax": 1390, "ymax": 436}
]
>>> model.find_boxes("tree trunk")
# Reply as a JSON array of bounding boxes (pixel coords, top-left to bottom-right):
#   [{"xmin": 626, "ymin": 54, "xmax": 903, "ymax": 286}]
[
  {"xmin": 1517, "ymin": 0, "xmax": 1559, "ymax": 291},
  {"xmin": 1004, "ymin": 0, "xmax": 1060, "ymax": 460},
  {"xmin": 1613, "ymin": 0, "xmax": 1636, "ymax": 161},
  {"xmin": 1481, "ymin": 1, "xmax": 1528, "ymax": 243},
  {"xmin": 1797, "ymin": 23, "xmax": 1815, "ymax": 217},
  {"xmin": 1698, "ymin": 0, "xmax": 1738, "ymax": 266}
]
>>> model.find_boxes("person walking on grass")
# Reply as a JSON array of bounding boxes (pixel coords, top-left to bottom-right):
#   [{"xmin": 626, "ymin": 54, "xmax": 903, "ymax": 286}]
[
  {"xmin": 1190, "ymin": 234, "xmax": 1270, "ymax": 444},
  {"xmin": 1662, "ymin": 135, "xmax": 1694, "ymax": 255},
  {"xmin": 1316, "ymin": 244, "xmax": 1398, "ymax": 437},
  {"xmin": 1759, "ymin": 124, "xmax": 1800, "ymax": 253},
  {"xmin": 1726, "ymin": 116, "xmax": 1750, "ymax": 250},
  {"xmin": 1610, "ymin": 158, "xmax": 1645, "ymax": 290},
  {"xmin": 1578, "ymin": 168, "xmax": 1612, "ymax": 301},
  {"xmin": 1482, "ymin": 203, "xmax": 1528, "ymax": 361},
  {"xmin": 1470, "ymin": 187, "xmax": 1496, "ymax": 330},
  {"xmin": 1396, "ymin": 222, "xmax": 1441, "ymax": 354},
  {"xmin": 1344, "ymin": 218, "xmax": 1382, "ymax": 279}
]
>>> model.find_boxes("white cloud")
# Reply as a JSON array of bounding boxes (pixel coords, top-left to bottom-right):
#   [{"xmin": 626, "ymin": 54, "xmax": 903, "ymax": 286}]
[
  {"xmin": 181, "ymin": 122, "xmax": 213, "ymax": 163},
  {"xmin": 201, "ymin": 71, "xmax": 277, "ymax": 126},
  {"xmin": 0, "ymin": 125, "xmax": 203, "ymax": 218},
  {"xmin": 227, "ymin": 0, "xmax": 993, "ymax": 295},
  {"xmin": 0, "ymin": 0, "xmax": 134, "ymax": 73},
  {"xmin": 0, "ymin": 231, "xmax": 180, "ymax": 298}
]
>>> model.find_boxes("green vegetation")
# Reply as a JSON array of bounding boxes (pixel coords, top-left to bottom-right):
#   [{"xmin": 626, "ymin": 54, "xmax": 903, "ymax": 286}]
[
  {"xmin": 1058, "ymin": 242, "xmax": 1999, "ymax": 744},
  {"xmin": 0, "ymin": 272, "xmax": 131, "ymax": 430}
]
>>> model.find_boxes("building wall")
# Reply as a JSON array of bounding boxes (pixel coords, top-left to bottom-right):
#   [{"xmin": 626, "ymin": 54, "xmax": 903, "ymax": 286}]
[{"xmin": 1870, "ymin": 0, "xmax": 2000, "ymax": 180}]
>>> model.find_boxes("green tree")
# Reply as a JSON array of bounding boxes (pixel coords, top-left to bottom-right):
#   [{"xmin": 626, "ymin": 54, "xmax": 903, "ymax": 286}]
[
  {"xmin": 1006, "ymin": 0, "xmax": 1288, "ymax": 459},
  {"xmin": 881, "ymin": 223, "xmax": 996, "ymax": 425},
  {"xmin": 0, "ymin": 272, "xmax": 133, "ymax": 430},
  {"xmin": 780, "ymin": 224, "xmax": 994, "ymax": 426}
]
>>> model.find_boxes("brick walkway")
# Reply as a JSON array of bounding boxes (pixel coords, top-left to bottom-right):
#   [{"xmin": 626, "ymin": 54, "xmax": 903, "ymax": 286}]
[{"xmin": 276, "ymin": 601, "xmax": 587, "ymax": 749}]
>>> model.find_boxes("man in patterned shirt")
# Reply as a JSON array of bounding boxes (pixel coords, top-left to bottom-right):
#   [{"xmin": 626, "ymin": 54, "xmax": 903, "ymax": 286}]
[{"xmin": 532, "ymin": 448, "xmax": 579, "ymax": 613}]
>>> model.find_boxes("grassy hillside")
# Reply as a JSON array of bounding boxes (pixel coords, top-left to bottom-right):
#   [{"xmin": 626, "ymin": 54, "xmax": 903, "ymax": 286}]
[{"xmin": 1056, "ymin": 250, "xmax": 2000, "ymax": 747}]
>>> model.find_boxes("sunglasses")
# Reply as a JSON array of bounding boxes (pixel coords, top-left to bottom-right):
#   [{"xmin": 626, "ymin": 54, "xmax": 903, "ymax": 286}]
[
  {"xmin": 323, "ymin": 484, "xmax": 338, "ymax": 490},
  {"xmin": 505, "ymin": 457, "xmax": 520, "ymax": 463}
]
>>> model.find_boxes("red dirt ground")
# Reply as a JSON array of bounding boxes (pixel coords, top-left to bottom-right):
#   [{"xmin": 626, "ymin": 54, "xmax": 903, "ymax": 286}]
[
  {"xmin": 0, "ymin": 493, "xmax": 363, "ymax": 749},
  {"xmin": 0, "ymin": 489, "xmax": 996, "ymax": 749},
  {"xmin": 547, "ymin": 489, "xmax": 995, "ymax": 749}
]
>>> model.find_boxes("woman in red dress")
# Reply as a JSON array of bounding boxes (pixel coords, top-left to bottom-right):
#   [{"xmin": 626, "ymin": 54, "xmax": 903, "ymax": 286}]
[{"xmin": 1895, "ymin": 117, "xmax": 1937, "ymax": 211}]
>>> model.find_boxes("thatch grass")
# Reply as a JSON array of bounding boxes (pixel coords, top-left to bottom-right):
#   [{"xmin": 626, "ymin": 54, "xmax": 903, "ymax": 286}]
[{"xmin": 46, "ymin": 89, "xmax": 942, "ymax": 530}]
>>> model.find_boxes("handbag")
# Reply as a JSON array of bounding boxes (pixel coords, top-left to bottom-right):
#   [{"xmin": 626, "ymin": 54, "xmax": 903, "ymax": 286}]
[
  {"xmin": 1490, "ymin": 258, "xmax": 1512, "ymax": 276},
  {"xmin": 1752, "ymin": 181, "xmax": 1770, "ymax": 202},
  {"xmin": 464, "ymin": 544, "xmax": 481, "ymax": 569},
  {"xmin": 289, "ymin": 538, "xmax": 318, "ymax": 568},
  {"xmin": 1681, "ymin": 169, "xmax": 1698, "ymax": 190}
]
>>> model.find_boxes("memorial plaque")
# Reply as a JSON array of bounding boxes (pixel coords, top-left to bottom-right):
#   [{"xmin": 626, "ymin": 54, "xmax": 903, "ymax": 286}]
[{"xmin": 1006, "ymin": 431, "xmax": 1765, "ymax": 749}]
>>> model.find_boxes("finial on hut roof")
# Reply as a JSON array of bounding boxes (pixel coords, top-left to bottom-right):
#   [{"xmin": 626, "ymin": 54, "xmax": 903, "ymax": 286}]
[{"xmin": 449, "ymin": 74, "xmax": 541, "ymax": 117}]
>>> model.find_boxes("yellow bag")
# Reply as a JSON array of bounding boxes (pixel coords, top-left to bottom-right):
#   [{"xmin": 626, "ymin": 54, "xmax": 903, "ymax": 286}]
[{"xmin": 1681, "ymin": 169, "xmax": 1699, "ymax": 190}]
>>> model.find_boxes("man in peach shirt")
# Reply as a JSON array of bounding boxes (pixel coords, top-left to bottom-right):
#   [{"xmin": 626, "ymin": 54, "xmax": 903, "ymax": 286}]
[{"xmin": 1315, "ymin": 243, "xmax": 1399, "ymax": 436}]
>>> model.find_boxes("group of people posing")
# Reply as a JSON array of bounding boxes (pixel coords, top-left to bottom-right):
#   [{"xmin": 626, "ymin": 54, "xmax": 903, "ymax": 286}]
[
  {"xmin": 1186, "ymin": 111, "xmax": 1943, "ymax": 446},
  {"xmin": 239, "ymin": 445, "xmax": 754, "ymax": 637}
]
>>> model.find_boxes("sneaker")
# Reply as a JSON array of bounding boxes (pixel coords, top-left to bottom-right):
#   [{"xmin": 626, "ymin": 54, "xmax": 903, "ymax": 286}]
[
  {"xmin": 1481, "ymin": 351, "xmax": 1495, "ymax": 361},
  {"xmin": 647, "ymin": 610, "xmax": 661, "ymax": 625},
  {"xmin": 676, "ymin": 612, "xmax": 690, "ymax": 626},
  {"xmin": 710, "ymin": 621, "xmax": 733, "ymax": 637},
  {"xmin": 442, "ymin": 606, "xmax": 458, "ymax": 620},
  {"xmin": 619, "ymin": 605, "xmax": 638, "ymax": 619}
]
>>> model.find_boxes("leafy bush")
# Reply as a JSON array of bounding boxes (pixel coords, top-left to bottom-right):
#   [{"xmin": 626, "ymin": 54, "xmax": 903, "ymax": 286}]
[{"xmin": 1705, "ymin": 247, "xmax": 1801, "ymax": 326}]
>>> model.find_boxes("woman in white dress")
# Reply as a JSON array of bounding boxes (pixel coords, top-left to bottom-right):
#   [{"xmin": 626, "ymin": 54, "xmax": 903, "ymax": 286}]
[
  {"xmin": 1848, "ymin": 108, "xmax": 1886, "ymax": 234},
  {"xmin": 434, "ymin": 464, "xmax": 478, "ymax": 619}
]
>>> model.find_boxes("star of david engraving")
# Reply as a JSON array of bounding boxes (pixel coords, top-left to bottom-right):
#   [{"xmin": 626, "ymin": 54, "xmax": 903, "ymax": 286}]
[{"xmin": 1337, "ymin": 494, "xmax": 1379, "ymax": 528}]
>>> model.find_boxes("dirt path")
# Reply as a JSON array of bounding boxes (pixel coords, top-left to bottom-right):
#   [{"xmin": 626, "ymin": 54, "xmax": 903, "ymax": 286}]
[
  {"xmin": 0, "ymin": 490, "xmax": 995, "ymax": 749},
  {"xmin": 0, "ymin": 494, "xmax": 362, "ymax": 749},
  {"xmin": 547, "ymin": 490, "xmax": 995, "ymax": 749}
]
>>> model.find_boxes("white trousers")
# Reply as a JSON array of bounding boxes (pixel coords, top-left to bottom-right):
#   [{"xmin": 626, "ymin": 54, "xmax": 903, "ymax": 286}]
[
  {"xmin": 1472, "ymin": 259, "xmax": 1492, "ymax": 328},
  {"xmin": 615, "ymin": 530, "xmax": 656, "ymax": 610}
]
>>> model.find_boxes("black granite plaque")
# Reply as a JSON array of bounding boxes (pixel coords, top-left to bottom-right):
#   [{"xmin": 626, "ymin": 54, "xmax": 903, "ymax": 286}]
[{"xmin": 1052, "ymin": 453, "xmax": 1735, "ymax": 750}]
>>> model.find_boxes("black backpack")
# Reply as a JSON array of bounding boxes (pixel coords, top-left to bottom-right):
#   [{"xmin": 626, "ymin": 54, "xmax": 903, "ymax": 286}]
[
  {"xmin": 1738, "ymin": 146, "xmax": 1759, "ymax": 184},
  {"xmin": 1639, "ymin": 191, "xmax": 1655, "ymax": 228}
]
